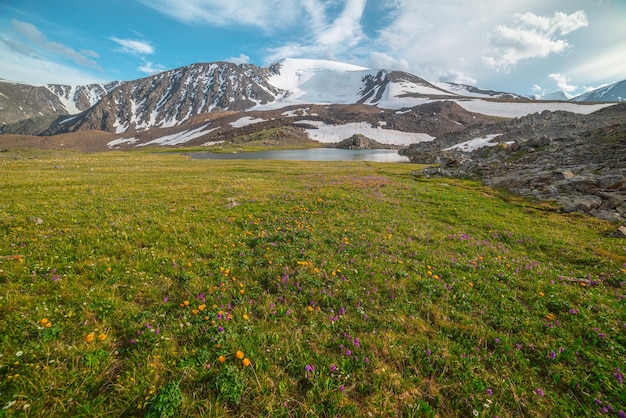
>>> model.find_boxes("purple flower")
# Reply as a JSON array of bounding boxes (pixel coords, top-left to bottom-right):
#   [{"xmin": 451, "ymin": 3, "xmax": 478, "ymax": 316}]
[
  {"xmin": 549, "ymin": 351, "xmax": 557, "ymax": 360},
  {"xmin": 486, "ymin": 388, "xmax": 493, "ymax": 396},
  {"xmin": 614, "ymin": 368, "xmax": 624, "ymax": 384},
  {"xmin": 339, "ymin": 385, "xmax": 345, "ymax": 392},
  {"xmin": 353, "ymin": 338, "xmax": 360, "ymax": 348},
  {"xmin": 425, "ymin": 349, "xmax": 431, "ymax": 357},
  {"xmin": 345, "ymin": 349, "xmax": 352, "ymax": 356},
  {"xmin": 536, "ymin": 388, "xmax": 545, "ymax": 396},
  {"xmin": 130, "ymin": 339, "xmax": 137, "ymax": 344},
  {"xmin": 305, "ymin": 365, "xmax": 314, "ymax": 372},
  {"xmin": 330, "ymin": 364, "xmax": 337, "ymax": 372}
]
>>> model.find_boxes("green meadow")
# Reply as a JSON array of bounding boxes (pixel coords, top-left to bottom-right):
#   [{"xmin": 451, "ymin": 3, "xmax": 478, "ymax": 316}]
[{"xmin": 0, "ymin": 150, "xmax": 624, "ymax": 417}]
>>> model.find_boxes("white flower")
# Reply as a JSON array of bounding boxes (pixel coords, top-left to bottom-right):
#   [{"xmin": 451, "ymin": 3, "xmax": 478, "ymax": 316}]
[
  {"xmin": 15, "ymin": 351, "xmax": 23, "ymax": 357},
  {"xmin": 472, "ymin": 410, "xmax": 479, "ymax": 417}
]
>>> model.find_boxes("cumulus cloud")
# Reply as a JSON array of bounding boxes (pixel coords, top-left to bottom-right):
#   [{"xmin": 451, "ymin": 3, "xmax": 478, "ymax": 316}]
[
  {"xmin": 11, "ymin": 19, "xmax": 101, "ymax": 70},
  {"xmin": 549, "ymin": 73, "xmax": 578, "ymax": 92},
  {"xmin": 483, "ymin": 11, "xmax": 588, "ymax": 72},
  {"xmin": 111, "ymin": 37, "xmax": 155, "ymax": 55}
]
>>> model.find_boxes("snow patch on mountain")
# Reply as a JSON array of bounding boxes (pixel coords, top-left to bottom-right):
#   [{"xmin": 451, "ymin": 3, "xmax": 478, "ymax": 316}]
[
  {"xmin": 108, "ymin": 137, "xmax": 139, "ymax": 148},
  {"xmin": 230, "ymin": 116, "xmax": 268, "ymax": 128},
  {"xmin": 137, "ymin": 124, "xmax": 217, "ymax": 147},
  {"xmin": 294, "ymin": 120, "xmax": 434, "ymax": 146},
  {"xmin": 444, "ymin": 134, "xmax": 507, "ymax": 152},
  {"xmin": 453, "ymin": 100, "xmax": 613, "ymax": 118}
]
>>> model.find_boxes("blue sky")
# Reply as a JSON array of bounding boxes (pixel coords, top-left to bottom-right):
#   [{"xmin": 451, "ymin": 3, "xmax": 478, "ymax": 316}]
[{"xmin": 1, "ymin": 0, "xmax": 625, "ymax": 97}]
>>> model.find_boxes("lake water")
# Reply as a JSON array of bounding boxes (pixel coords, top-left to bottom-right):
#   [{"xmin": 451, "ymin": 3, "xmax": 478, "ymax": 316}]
[{"xmin": 185, "ymin": 148, "xmax": 410, "ymax": 163}]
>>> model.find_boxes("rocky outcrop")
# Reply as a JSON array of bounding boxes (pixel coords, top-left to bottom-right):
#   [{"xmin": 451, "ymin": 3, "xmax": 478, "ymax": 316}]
[
  {"xmin": 333, "ymin": 134, "xmax": 393, "ymax": 149},
  {"xmin": 404, "ymin": 104, "xmax": 626, "ymax": 222}
]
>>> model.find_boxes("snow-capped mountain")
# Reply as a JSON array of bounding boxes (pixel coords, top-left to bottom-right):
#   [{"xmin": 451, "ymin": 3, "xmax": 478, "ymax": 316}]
[
  {"xmin": 533, "ymin": 91, "xmax": 574, "ymax": 101},
  {"xmin": 0, "ymin": 80, "xmax": 118, "ymax": 125},
  {"xmin": 46, "ymin": 82, "xmax": 121, "ymax": 114},
  {"xmin": 45, "ymin": 62, "xmax": 281, "ymax": 134},
  {"xmin": 433, "ymin": 82, "xmax": 527, "ymax": 100},
  {"xmin": 2, "ymin": 58, "xmax": 618, "ymax": 135},
  {"xmin": 572, "ymin": 80, "xmax": 626, "ymax": 102}
]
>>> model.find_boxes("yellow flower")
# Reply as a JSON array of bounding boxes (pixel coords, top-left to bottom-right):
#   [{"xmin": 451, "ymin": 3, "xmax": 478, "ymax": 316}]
[
  {"xmin": 538, "ymin": 292, "xmax": 545, "ymax": 297},
  {"xmin": 243, "ymin": 314, "xmax": 249, "ymax": 320},
  {"xmin": 183, "ymin": 300, "xmax": 190, "ymax": 306},
  {"xmin": 307, "ymin": 306, "xmax": 314, "ymax": 312},
  {"xmin": 242, "ymin": 358, "xmax": 251, "ymax": 367},
  {"xmin": 98, "ymin": 333, "xmax": 107, "ymax": 341},
  {"xmin": 40, "ymin": 318, "xmax": 50, "ymax": 325},
  {"xmin": 192, "ymin": 309, "xmax": 198, "ymax": 315},
  {"xmin": 546, "ymin": 313, "xmax": 555, "ymax": 321},
  {"xmin": 468, "ymin": 282, "xmax": 474, "ymax": 288},
  {"xmin": 236, "ymin": 350, "xmax": 244, "ymax": 359},
  {"xmin": 85, "ymin": 333, "xmax": 95, "ymax": 343},
  {"xmin": 44, "ymin": 322, "xmax": 52, "ymax": 328},
  {"xmin": 218, "ymin": 355, "xmax": 226, "ymax": 363}
]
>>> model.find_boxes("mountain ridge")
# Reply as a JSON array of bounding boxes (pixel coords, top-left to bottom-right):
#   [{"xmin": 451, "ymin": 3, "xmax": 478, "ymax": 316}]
[{"xmin": 1, "ymin": 58, "xmax": 623, "ymax": 137}]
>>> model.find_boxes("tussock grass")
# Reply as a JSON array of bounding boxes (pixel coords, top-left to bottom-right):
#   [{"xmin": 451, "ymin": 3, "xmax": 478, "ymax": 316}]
[{"xmin": 0, "ymin": 150, "xmax": 624, "ymax": 417}]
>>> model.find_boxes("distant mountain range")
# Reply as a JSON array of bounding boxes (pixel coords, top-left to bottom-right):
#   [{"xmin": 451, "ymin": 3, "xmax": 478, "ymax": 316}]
[{"xmin": 0, "ymin": 58, "xmax": 622, "ymax": 138}]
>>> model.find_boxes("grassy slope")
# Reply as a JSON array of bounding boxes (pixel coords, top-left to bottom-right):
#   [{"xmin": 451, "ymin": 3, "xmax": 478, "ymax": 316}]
[{"xmin": 0, "ymin": 151, "xmax": 624, "ymax": 417}]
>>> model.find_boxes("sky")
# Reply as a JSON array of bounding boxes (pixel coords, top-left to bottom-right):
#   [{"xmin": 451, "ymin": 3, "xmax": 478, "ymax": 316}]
[{"xmin": 0, "ymin": 0, "xmax": 625, "ymax": 97}]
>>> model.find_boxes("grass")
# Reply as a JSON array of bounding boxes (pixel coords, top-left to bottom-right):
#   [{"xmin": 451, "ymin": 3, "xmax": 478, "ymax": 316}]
[{"xmin": 0, "ymin": 150, "xmax": 624, "ymax": 417}]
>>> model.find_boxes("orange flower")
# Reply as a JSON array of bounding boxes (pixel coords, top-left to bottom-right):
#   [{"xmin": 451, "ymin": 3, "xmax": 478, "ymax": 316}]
[
  {"xmin": 44, "ymin": 322, "xmax": 52, "ymax": 328},
  {"xmin": 243, "ymin": 314, "xmax": 249, "ymax": 320},
  {"xmin": 40, "ymin": 318, "xmax": 50, "ymax": 325},
  {"xmin": 242, "ymin": 358, "xmax": 251, "ymax": 367},
  {"xmin": 546, "ymin": 313, "xmax": 555, "ymax": 321},
  {"xmin": 468, "ymin": 282, "xmax": 474, "ymax": 288},
  {"xmin": 236, "ymin": 350, "xmax": 244, "ymax": 359},
  {"xmin": 538, "ymin": 292, "xmax": 545, "ymax": 297},
  {"xmin": 218, "ymin": 355, "xmax": 226, "ymax": 363},
  {"xmin": 85, "ymin": 333, "xmax": 95, "ymax": 343},
  {"xmin": 98, "ymin": 333, "xmax": 107, "ymax": 341}
]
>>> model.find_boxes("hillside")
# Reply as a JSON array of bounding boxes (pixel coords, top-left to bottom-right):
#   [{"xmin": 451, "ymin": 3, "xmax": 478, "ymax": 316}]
[
  {"xmin": 0, "ymin": 151, "xmax": 624, "ymax": 417},
  {"xmin": 402, "ymin": 103, "xmax": 626, "ymax": 222}
]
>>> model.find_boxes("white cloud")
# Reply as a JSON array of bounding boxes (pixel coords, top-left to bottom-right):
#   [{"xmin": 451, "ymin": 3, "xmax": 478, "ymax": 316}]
[
  {"xmin": 224, "ymin": 54, "xmax": 250, "ymax": 65},
  {"xmin": 138, "ymin": 60, "xmax": 166, "ymax": 75},
  {"xmin": 569, "ymin": 42, "xmax": 626, "ymax": 82},
  {"xmin": 138, "ymin": 0, "xmax": 302, "ymax": 31},
  {"xmin": 483, "ymin": 11, "xmax": 588, "ymax": 72},
  {"xmin": 367, "ymin": 52, "xmax": 409, "ymax": 72},
  {"xmin": 549, "ymin": 73, "xmax": 577, "ymax": 92},
  {"xmin": 438, "ymin": 70, "xmax": 477, "ymax": 86},
  {"xmin": 264, "ymin": 0, "xmax": 367, "ymax": 64},
  {"xmin": 11, "ymin": 19, "xmax": 101, "ymax": 70},
  {"xmin": 316, "ymin": 0, "xmax": 366, "ymax": 47},
  {"xmin": 111, "ymin": 37, "xmax": 154, "ymax": 55}
]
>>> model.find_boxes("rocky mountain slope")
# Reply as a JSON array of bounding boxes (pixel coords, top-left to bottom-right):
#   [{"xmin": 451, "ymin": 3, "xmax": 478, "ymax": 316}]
[
  {"xmin": 0, "ymin": 80, "xmax": 117, "ymax": 125},
  {"xmin": 402, "ymin": 103, "xmax": 625, "ymax": 221}
]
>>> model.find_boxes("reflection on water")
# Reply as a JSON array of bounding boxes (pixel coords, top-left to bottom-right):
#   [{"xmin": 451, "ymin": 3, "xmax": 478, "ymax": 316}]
[{"xmin": 185, "ymin": 148, "xmax": 410, "ymax": 163}]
